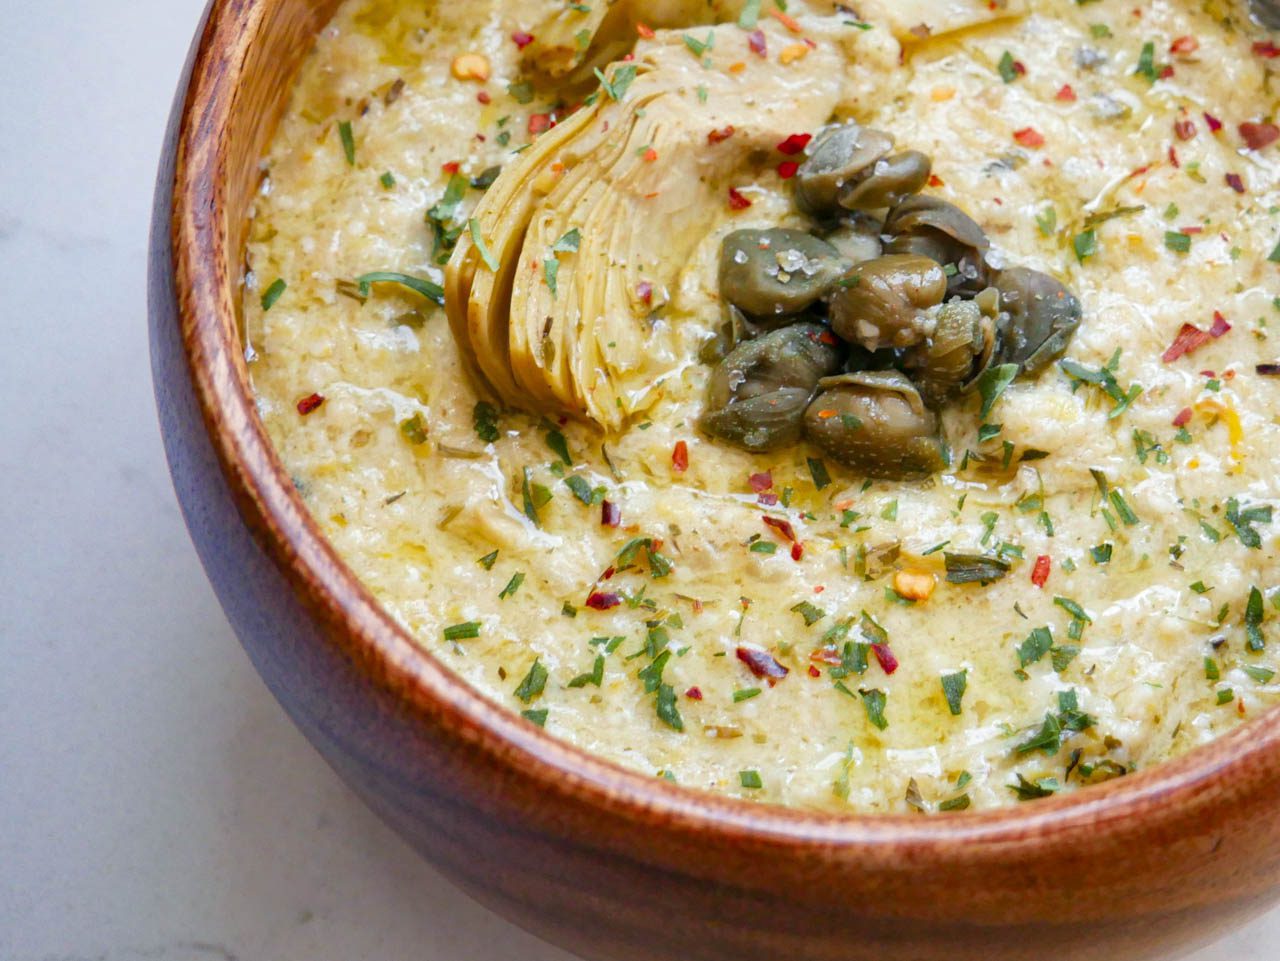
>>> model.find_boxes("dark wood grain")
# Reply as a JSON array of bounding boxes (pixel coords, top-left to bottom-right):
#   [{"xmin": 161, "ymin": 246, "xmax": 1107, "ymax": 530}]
[{"xmin": 149, "ymin": 2, "xmax": 1280, "ymax": 958}]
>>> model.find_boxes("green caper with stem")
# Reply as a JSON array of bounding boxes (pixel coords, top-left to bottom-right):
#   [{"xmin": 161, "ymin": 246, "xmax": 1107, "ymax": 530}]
[
  {"xmin": 804, "ymin": 371, "xmax": 948, "ymax": 480},
  {"xmin": 794, "ymin": 123, "xmax": 895, "ymax": 216},
  {"xmin": 840, "ymin": 151, "xmax": 933, "ymax": 212},
  {"xmin": 903, "ymin": 299, "xmax": 997, "ymax": 407},
  {"xmin": 885, "ymin": 195, "xmax": 991, "ymax": 294},
  {"xmin": 990, "ymin": 267, "xmax": 1083, "ymax": 375},
  {"xmin": 822, "ymin": 212, "xmax": 884, "ymax": 265},
  {"xmin": 719, "ymin": 228, "xmax": 851, "ymax": 323},
  {"xmin": 828, "ymin": 254, "xmax": 947, "ymax": 352},
  {"xmin": 701, "ymin": 322, "xmax": 844, "ymax": 452}
]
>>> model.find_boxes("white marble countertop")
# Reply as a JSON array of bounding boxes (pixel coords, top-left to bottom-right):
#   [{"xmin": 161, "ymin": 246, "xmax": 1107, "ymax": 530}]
[{"xmin": 0, "ymin": 2, "xmax": 1276, "ymax": 959}]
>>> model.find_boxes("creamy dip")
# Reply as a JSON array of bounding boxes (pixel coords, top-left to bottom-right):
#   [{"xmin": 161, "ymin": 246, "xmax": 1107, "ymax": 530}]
[{"xmin": 245, "ymin": 0, "xmax": 1280, "ymax": 812}]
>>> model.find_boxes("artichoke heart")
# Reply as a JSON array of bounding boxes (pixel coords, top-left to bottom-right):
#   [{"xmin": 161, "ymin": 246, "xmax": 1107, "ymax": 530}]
[{"xmin": 447, "ymin": 21, "xmax": 845, "ymax": 430}]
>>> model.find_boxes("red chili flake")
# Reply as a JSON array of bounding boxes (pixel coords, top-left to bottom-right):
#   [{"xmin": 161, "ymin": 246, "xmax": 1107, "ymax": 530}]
[
  {"xmin": 1210, "ymin": 311, "xmax": 1232, "ymax": 338},
  {"xmin": 672, "ymin": 440, "xmax": 689, "ymax": 473},
  {"xmin": 636, "ymin": 22, "xmax": 655, "ymax": 39},
  {"xmin": 758, "ymin": 492, "xmax": 779, "ymax": 506},
  {"xmin": 810, "ymin": 648, "xmax": 842, "ymax": 666},
  {"xmin": 708, "ymin": 125, "xmax": 737, "ymax": 144},
  {"xmin": 512, "ymin": 30, "xmax": 535, "ymax": 49},
  {"xmin": 685, "ymin": 686, "xmax": 704, "ymax": 700},
  {"xmin": 296, "ymin": 393, "xmax": 325, "ymax": 416},
  {"xmin": 642, "ymin": 147, "xmax": 659, "ymax": 163},
  {"xmin": 1204, "ymin": 112, "xmax": 1223, "ymax": 133},
  {"xmin": 1174, "ymin": 118, "xmax": 1196, "ymax": 141},
  {"xmin": 771, "ymin": 9, "xmax": 803, "ymax": 33},
  {"xmin": 777, "ymin": 160, "xmax": 800, "ymax": 179},
  {"xmin": 1011, "ymin": 59, "xmax": 1027, "ymax": 77},
  {"xmin": 600, "ymin": 565, "xmax": 616, "ymax": 581},
  {"xmin": 748, "ymin": 29, "xmax": 767, "ymax": 56},
  {"xmin": 601, "ymin": 500, "xmax": 621, "ymax": 528},
  {"xmin": 749, "ymin": 472, "xmax": 774, "ymax": 493},
  {"xmin": 736, "ymin": 646, "xmax": 790, "ymax": 684},
  {"xmin": 808, "ymin": 665, "xmax": 822, "ymax": 678},
  {"xmin": 1180, "ymin": 226, "xmax": 1202, "ymax": 234},
  {"xmin": 586, "ymin": 592, "xmax": 622, "ymax": 611},
  {"xmin": 928, "ymin": 174, "xmax": 944, "ymax": 187},
  {"xmin": 1173, "ymin": 407, "xmax": 1194, "ymax": 427},
  {"xmin": 1162, "ymin": 324, "xmax": 1213, "ymax": 363},
  {"xmin": 1240, "ymin": 122, "xmax": 1280, "ymax": 151},
  {"xmin": 528, "ymin": 113, "xmax": 552, "ymax": 135},
  {"xmin": 763, "ymin": 516, "xmax": 797, "ymax": 542},
  {"xmin": 1031, "ymin": 554, "xmax": 1051, "ymax": 588},
  {"xmin": 637, "ymin": 281, "xmax": 654, "ymax": 304},
  {"xmin": 1168, "ymin": 146, "xmax": 1180, "ymax": 168},
  {"xmin": 1253, "ymin": 41, "xmax": 1280, "ymax": 59},
  {"xmin": 1170, "ymin": 36, "xmax": 1200, "ymax": 55},
  {"xmin": 442, "ymin": 161, "xmax": 461, "ymax": 174},
  {"xmin": 777, "ymin": 133, "xmax": 813, "ymax": 155},
  {"xmin": 1226, "ymin": 172, "xmax": 1246, "ymax": 194},
  {"xmin": 728, "ymin": 187, "xmax": 753, "ymax": 210},
  {"xmin": 790, "ymin": 542, "xmax": 804, "ymax": 562},
  {"xmin": 1158, "ymin": 64, "xmax": 1176, "ymax": 80},
  {"xmin": 477, "ymin": 91, "xmax": 492, "ymax": 104},
  {"xmin": 1056, "ymin": 84, "xmax": 1077, "ymax": 102},
  {"xmin": 871, "ymin": 644, "xmax": 899, "ymax": 676},
  {"xmin": 1013, "ymin": 127, "xmax": 1045, "ymax": 148}
]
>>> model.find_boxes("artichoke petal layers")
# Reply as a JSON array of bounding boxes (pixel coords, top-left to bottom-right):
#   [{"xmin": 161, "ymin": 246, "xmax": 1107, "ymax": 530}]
[{"xmin": 447, "ymin": 21, "xmax": 845, "ymax": 430}]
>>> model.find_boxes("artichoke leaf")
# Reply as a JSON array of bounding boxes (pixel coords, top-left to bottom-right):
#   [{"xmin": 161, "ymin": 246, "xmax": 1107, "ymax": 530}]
[{"xmin": 449, "ymin": 19, "xmax": 846, "ymax": 430}]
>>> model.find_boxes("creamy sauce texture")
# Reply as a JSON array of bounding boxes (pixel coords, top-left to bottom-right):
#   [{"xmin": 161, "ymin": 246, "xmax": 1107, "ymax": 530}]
[{"xmin": 245, "ymin": 0, "xmax": 1280, "ymax": 812}]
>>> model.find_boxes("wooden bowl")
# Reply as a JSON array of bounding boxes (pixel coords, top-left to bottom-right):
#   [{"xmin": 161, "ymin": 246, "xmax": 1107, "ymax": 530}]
[{"xmin": 148, "ymin": 3, "xmax": 1280, "ymax": 958}]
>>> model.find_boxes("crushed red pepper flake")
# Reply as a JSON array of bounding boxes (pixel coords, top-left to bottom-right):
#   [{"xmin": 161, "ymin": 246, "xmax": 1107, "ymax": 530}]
[
  {"xmin": 1162, "ymin": 313, "xmax": 1231, "ymax": 363},
  {"xmin": 1173, "ymin": 407, "xmax": 1194, "ymax": 427},
  {"xmin": 1204, "ymin": 112, "xmax": 1223, "ymax": 133},
  {"xmin": 1254, "ymin": 41, "xmax": 1280, "ymax": 59},
  {"xmin": 1174, "ymin": 118, "xmax": 1196, "ymax": 140},
  {"xmin": 685, "ymin": 686, "xmax": 704, "ymax": 700},
  {"xmin": 763, "ymin": 516, "xmax": 797, "ymax": 542},
  {"xmin": 928, "ymin": 174, "xmax": 945, "ymax": 187},
  {"xmin": 1055, "ymin": 84, "xmax": 1077, "ymax": 102},
  {"xmin": 736, "ymin": 646, "xmax": 790, "ymax": 684},
  {"xmin": 777, "ymin": 133, "xmax": 812, "ymax": 155},
  {"xmin": 749, "ymin": 471, "xmax": 773, "ymax": 493},
  {"xmin": 512, "ymin": 30, "xmax": 535, "ymax": 49},
  {"xmin": 728, "ymin": 187, "xmax": 753, "ymax": 210},
  {"xmin": 442, "ymin": 161, "xmax": 461, "ymax": 174},
  {"xmin": 808, "ymin": 665, "xmax": 822, "ymax": 678},
  {"xmin": 636, "ymin": 280, "xmax": 654, "ymax": 304},
  {"xmin": 476, "ymin": 90, "xmax": 491, "ymax": 104},
  {"xmin": 1226, "ymin": 172, "xmax": 1246, "ymax": 194},
  {"xmin": 635, "ymin": 22, "xmax": 655, "ymax": 39},
  {"xmin": 586, "ymin": 591, "xmax": 622, "ymax": 611},
  {"xmin": 872, "ymin": 644, "xmax": 899, "ymax": 675},
  {"xmin": 748, "ymin": 29, "xmax": 768, "ymax": 56},
  {"xmin": 1031, "ymin": 554, "xmax": 1051, "ymax": 588},
  {"xmin": 1013, "ymin": 127, "xmax": 1045, "ymax": 148},
  {"xmin": 708, "ymin": 125, "xmax": 737, "ymax": 144},
  {"xmin": 1170, "ymin": 35, "xmax": 1199, "ymax": 55},
  {"xmin": 770, "ymin": 9, "xmax": 802, "ymax": 33},
  {"xmin": 528, "ymin": 113, "xmax": 552, "ymax": 135},
  {"xmin": 672, "ymin": 440, "xmax": 689, "ymax": 473},
  {"xmin": 601, "ymin": 500, "xmax": 621, "ymax": 528},
  {"xmin": 1240, "ymin": 122, "xmax": 1280, "ymax": 151},
  {"xmin": 296, "ymin": 393, "xmax": 325, "ymax": 416},
  {"xmin": 777, "ymin": 160, "xmax": 800, "ymax": 179}
]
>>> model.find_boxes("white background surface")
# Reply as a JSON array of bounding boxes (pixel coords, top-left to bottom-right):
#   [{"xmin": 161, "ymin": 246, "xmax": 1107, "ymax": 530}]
[{"xmin": 0, "ymin": 2, "xmax": 1276, "ymax": 959}]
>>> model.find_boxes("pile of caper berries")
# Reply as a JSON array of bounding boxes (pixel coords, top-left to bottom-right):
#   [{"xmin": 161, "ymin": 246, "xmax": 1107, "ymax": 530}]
[{"xmin": 699, "ymin": 122, "xmax": 1082, "ymax": 480}]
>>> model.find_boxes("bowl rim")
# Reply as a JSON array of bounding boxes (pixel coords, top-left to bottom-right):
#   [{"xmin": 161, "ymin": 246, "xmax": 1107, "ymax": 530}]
[{"xmin": 166, "ymin": 0, "xmax": 1280, "ymax": 856}]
